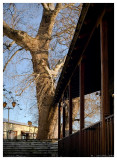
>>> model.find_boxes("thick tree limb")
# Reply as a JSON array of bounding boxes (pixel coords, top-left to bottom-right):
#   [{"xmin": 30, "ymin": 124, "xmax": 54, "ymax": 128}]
[
  {"xmin": 37, "ymin": 3, "xmax": 63, "ymax": 39},
  {"xmin": 55, "ymin": 3, "xmax": 63, "ymax": 10},
  {"xmin": 3, "ymin": 21, "xmax": 38, "ymax": 52},
  {"xmin": 44, "ymin": 56, "xmax": 66, "ymax": 79},
  {"xmin": 52, "ymin": 59, "xmax": 65, "ymax": 77},
  {"xmin": 41, "ymin": 3, "xmax": 49, "ymax": 10},
  {"xmin": 42, "ymin": 3, "xmax": 55, "ymax": 11},
  {"xmin": 47, "ymin": 3, "xmax": 55, "ymax": 10}
]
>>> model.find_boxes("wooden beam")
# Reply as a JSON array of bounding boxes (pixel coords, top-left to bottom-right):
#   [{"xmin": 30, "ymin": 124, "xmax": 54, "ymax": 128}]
[
  {"xmin": 58, "ymin": 102, "xmax": 61, "ymax": 139},
  {"xmin": 69, "ymin": 82, "xmax": 72, "ymax": 135},
  {"xmin": 79, "ymin": 60, "xmax": 85, "ymax": 130},
  {"xmin": 78, "ymin": 32, "xmax": 89, "ymax": 39},
  {"xmin": 100, "ymin": 15, "xmax": 110, "ymax": 155}
]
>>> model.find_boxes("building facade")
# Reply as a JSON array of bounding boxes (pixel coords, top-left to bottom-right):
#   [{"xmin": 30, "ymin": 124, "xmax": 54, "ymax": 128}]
[{"xmin": 3, "ymin": 118, "xmax": 38, "ymax": 139}]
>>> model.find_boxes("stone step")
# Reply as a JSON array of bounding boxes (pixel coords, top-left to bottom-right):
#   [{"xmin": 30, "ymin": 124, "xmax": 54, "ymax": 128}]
[
  {"xmin": 3, "ymin": 149, "xmax": 58, "ymax": 151},
  {"xmin": 3, "ymin": 139, "xmax": 57, "ymax": 143},
  {"xmin": 3, "ymin": 152, "xmax": 58, "ymax": 157},
  {"xmin": 4, "ymin": 146, "xmax": 58, "ymax": 148},
  {"xmin": 3, "ymin": 142, "xmax": 58, "ymax": 144},
  {"xmin": 4, "ymin": 153, "xmax": 57, "ymax": 157},
  {"xmin": 3, "ymin": 139, "xmax": 58, "ymax": 142},
  {"xmin": 3, "ymin": 149, "xmax": 58, "ymax": 154},
  {"xmin": 4, "ymin": 144, "xmax": 58, "ymax": 147},
  {"xmin": 4, "ymin": 152, "xmax": 58, "ymax": 157},
  {"xmin": 3, "ymin": 143, "xmax": 58, "ymax": 145},
  {"xmin": 3, "ymin": 142, "xmax": 58, "ymax": 145},
  {"xmin": 3, "ymin": 140, "xmax": 58, "ymax": 157},
  {"xmin": 4, "ymin": 145, "xmax": 57, "ymax": 148},
  {"xmin": 4, "ymin": 147, "xmax": 57, "ymax": 149},
  {"xmin": 4, "ymin": 145, "xmax": 58, "ymax": 148},
  {"xmin": 4, "ymin": 147, "xmax": 58, "ymax": 149},
  {"xmin": 4, "ymin": 151, "xmax": 58, "ymax": 153}
]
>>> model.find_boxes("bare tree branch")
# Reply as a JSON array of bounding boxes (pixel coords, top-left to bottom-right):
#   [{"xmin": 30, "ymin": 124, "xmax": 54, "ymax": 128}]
[
  {"xmin": 16, "ymin": 77, "xmax": 34, "ymax": 96},
  {"xmin": 61, "ymin": 3, "xmax": 75, "ymax": 9},
  {"xmin": 3, "ymin": 47, "xmax": 23, "ymax": 72},
  {"xmin": 3, "ymin": 40, "xmax": 15, "ymax": 51}
]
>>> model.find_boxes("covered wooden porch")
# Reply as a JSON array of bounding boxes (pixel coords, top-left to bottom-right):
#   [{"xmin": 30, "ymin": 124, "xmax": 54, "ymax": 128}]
[{"xmin": 53, "ymin": 3, "xmax": 114, "ymax": 157}]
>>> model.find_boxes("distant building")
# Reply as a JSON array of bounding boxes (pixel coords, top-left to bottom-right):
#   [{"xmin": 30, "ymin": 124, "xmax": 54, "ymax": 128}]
[{"xmin": 3, "ymin": 118, "xmax": 38, "ymax": 139}]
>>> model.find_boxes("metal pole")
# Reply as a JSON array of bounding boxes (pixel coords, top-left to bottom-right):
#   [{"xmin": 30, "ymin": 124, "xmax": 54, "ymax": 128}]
[{"xmin": 8, "ymin": 107, "xmax": 10, "ymax": 139}]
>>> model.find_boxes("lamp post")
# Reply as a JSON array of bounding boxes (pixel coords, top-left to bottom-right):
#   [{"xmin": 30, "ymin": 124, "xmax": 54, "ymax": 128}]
[{"xmin": 3, "ymin": 101, "xmax": 16, "ymax": 139}]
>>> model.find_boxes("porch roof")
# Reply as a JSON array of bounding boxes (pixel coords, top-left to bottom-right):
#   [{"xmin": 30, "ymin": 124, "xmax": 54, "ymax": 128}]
[{"xmin": 52, "ymin": 3, "xmax": 113, "ymax": 105}]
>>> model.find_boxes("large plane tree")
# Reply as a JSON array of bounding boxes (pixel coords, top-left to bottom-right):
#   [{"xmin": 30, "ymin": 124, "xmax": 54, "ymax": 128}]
[{"xmin": 3, "ymin": 3, "xmax": 82, "ymax": 139}]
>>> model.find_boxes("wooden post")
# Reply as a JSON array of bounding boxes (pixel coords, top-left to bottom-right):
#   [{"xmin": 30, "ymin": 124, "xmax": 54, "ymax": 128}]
[
  {"xmin": 79, "ymin": 60, "xmax": 85, "ymax": 130},
  {"xmin": 63, "ymin": 104, "xmax": 65, "ymax": 138},
  {"xmin": 79, "ymin": 60, "xmax": 85, "ymax": 156},
  {"xmin": 58, "ymin": 102, "xmax": 61, "ymax": 139},
  {"xmin": 100, "ymin": 16, "xmax": 110, "ymax": 155},
  {"xmin": 69, "ymin": 82, "xmax": 72, "ymax": 135}
]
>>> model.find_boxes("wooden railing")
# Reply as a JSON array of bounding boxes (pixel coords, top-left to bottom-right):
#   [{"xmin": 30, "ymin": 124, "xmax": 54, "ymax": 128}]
[
  {"xmin": 105, "ymin": 114, "xmax": 114, "ymax": 156},
  {"xmin": 58, "ymin": 114, "xmax": 114, "ymax": 157}
]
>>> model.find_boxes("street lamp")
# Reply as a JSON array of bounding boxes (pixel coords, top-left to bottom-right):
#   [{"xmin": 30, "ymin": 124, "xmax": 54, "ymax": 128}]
[
  {"xmin": 3, "ymin": 102, "xmax": 7, "ymax": 108},
  {"xmin": 3, "ymin": 101, "xmax": 16, "ymax": 139},
  {"xmin": 12, "ymin": 101, "xmax": 16, "ymax": 107}
]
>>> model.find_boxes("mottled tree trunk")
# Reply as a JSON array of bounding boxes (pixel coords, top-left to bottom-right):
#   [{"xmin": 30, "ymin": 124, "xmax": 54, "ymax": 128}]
[
  {"xmin": 30, "ymin": 6, "xmax": 62, "ymax": 139},
  {"xmin": 30, "ymin": 52, "xmax": 55, "ymax": 139}
]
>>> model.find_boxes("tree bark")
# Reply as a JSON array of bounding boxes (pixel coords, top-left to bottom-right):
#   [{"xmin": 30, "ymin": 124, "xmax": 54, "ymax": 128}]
[{"xmin": 31, "ymin": 53, "xmax": 54, "ymax": 139}]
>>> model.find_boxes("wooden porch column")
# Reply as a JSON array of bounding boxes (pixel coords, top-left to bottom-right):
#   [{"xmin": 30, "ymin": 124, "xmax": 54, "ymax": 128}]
[
  {"xmin": 79, "ymin": 60, "xmax": 85, "ymax": 130},
  {"xmin": 79, "ymin": 60, "xmax": 85, "ymax": 156},
  {"xmin": 63, "ymin": 103, "xmax": 65, "ymax": 138},
  {"xmin": 58, "ymin": 102, "xmax": 61, "ymax": 139},
  {"xmin": 100, "ymin": 16, "xmax": 110, "ymax": 155},
  {"xmin": 69, "ymin": 82, "xmax": 72, "ymax": 135}
]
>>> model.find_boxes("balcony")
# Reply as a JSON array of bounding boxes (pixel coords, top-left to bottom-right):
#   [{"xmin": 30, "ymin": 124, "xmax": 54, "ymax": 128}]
[
  {"xmin": 52, "ymin": 3, "xmax": 114, "ymax": 157},
  {"xmin": 58, "ymin": 114, "xmax": 114, "ymax": 157}
]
